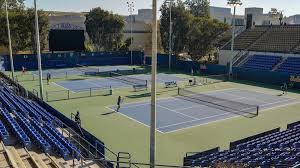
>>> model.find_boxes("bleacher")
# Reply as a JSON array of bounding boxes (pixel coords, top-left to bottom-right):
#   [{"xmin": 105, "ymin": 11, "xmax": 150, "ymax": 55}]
[
  {"xmin": 276, "ymin": 57, "xmax": 300, "ymax": 75},
  {"xmin": 224, "ymin": 26, "xmax": 269, "ymax": 50},
  {"xmin": 241, "ymin": 55, "xmax": 282, "ymax": 71},
  {"xmin": 184, "ymin": 123, "xmax": 300, "ymax": 167},
  {"xmin": 0, "ymin": 84, "xmax": 81, "ymax": 160},
  {"xmin": 249, "ymin": 26, "xmax": 300, "ymax": 53}
]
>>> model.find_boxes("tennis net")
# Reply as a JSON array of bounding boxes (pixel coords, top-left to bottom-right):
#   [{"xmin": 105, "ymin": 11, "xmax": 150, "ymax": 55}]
[
  {"xmin": 193, "ymin": 74, "xmax": 228, "ymax": 86},
  {"xmin": 110, "ymin": 72, "xmax": 148, "ymax": 86},
  {"xmin": 178, "ymin": 88, "xmax": 259, "ymax": 117},
  {"xmin": 76, "ymin": 64, "xmax": 100, "ymax": 74}
]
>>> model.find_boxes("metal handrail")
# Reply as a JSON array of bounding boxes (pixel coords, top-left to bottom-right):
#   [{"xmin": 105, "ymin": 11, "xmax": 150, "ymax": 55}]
[{"xmin": 81, "ymin": 158, "xmax": 193, "ymax": 168}]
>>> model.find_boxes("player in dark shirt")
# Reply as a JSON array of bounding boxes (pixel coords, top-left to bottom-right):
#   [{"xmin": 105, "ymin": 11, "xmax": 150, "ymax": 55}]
[
  {"xmin": 74, "ymin": 111, "xmax": 81, "ymax": 126},
  {"xmin": 116, "ymin": 96, "xmax": 123, "ymax": 112}
]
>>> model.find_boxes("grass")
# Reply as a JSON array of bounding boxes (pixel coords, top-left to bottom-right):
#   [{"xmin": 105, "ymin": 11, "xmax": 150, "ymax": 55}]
[{"xmin": 8, "ymin": 67, "xmax": 300, "ymax": 166}]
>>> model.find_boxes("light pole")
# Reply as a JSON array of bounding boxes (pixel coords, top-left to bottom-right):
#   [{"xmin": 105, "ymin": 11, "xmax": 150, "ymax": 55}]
[
  {"xmin": 127, "ymin": 1, "xmax": 134, "ymax": 65},
  {"xmin": 228, "ymin": 0, "xmax": 242, "ymax": 77},
  {"xmin": 34, "ymin": 0, "xmax": 44, "ymax": 100},
  {"xmin": 4, "ymin": 0, "xmax": 15, "ymax": 81},
  {"xmin": 150, "ymin": 0, "xmax": 157, "ymax": 167},
  {"xmin": 165, "ymin": 0, "xmax": 174, "ymax": 72}
]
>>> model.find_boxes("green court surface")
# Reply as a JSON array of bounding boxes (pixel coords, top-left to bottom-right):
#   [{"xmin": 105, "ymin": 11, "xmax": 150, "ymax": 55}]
[{"xmin": 7, "ymin": 66, "xmax": 300, "ymax": 166}]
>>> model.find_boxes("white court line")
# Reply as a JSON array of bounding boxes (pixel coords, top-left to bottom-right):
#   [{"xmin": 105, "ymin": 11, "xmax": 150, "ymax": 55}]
[
  {"xmin": 164, "ymin": 113, "xmax": 241, "ymax": 134},
  {"xmin": 105, "ymin": 88, "xmax": 238, "ymax": 109},
  {"xmin": 158, "ymin": 104, "xmax": 258, "ymax": 130},
  {"xmin": 85, "ymin": 80, "xmax": 103, "ymax": 88},
  {"xmin": 157, "ymin": 104, "xmax": 197, "ymax": 120},
  {"xmin": 158, "ymin": 112, "xmax": 232, "ymax": 129},
  {"xmin": 167, "ymin": 97, "xmax": 245, "ymax": 112},
  {"xmin": 105, "ymin": 106, "xmax": 165, "ymax": 134},
  {"xmin": 52, "ymin": 82, "xmax": 76, "ymax": 93},
  {"xmin": 260, "ymin": 98, "xmax": 297, "ymax": 108},
  {"xmin": 218, "ymin": 91, "xmax": 270, "ymax": 104},
  {"xmin": 164, "ymin": 98, "xmax": 300, "ymax": 134}
]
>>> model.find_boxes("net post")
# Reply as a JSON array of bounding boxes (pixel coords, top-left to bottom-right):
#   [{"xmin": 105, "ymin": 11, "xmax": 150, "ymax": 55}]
[
  {"xmin": 46, "ymin": 91, "xmax": 48, "ymax": 102},
  {"xmin": 90, "ymin": 88, "xmax": 92, "ymax": 97},
  {"xmin": 109, "ymin": 86, "xmax": 113, "ymax": 95},
  {"xmin": 68, "ymin": 90, "xmax": 70, "ymax": 100},
  {"xmin": 177, "ymin": 87, "xmax": 180, "ymax": 95},
  {"xmin": 66, "ymin": 72, "xmax": 68, "ymax": 79},
  {"xmin": 256, "ymin": 106, "xmax": 259, "ymax": 116}
]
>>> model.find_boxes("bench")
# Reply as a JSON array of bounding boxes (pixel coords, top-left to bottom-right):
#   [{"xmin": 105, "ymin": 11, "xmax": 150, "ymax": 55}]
[
  {"xmin": 133, "ymin": 84, "xmax": 147, "ymax": 92},
  {"xmin": 165, "ymin": 81, "xmax": 177, "ymax": 88}
]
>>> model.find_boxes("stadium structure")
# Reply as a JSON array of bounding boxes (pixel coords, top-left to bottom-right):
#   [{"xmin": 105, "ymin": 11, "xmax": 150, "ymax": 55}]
[{"xmin": 2, "ymin": 0, "xmax": 300, "ymax": 168}]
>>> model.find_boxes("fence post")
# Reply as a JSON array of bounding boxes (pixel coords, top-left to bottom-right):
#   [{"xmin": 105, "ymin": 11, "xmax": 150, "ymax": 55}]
[{"xmin": 68, "ymin": 90, "xmax": 70, "ymax": 100}]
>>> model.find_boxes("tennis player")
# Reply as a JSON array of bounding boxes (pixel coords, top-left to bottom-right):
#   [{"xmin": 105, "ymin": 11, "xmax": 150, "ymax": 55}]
[
  {"xmin": 281, "ymin": 82, "xmax": 288, "ymax": 95},
  {"xmin": 116, "ymin": 96, "xmax": 123, "ymax": 112},
  {"xmin": 46, "ymin": 73, "xmax": 51, "ymax": 85},
  {"xmin": 74, "ymin": 111, "xmax": 81, "ymax": 126}
]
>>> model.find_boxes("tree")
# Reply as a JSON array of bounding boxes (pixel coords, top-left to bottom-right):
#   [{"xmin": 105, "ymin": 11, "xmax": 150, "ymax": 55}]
[
  {"xmin": 185, "ymin": 0, "xmax": 210, "ymax": 18},
  {"xmin": 0, "ymin": 8, "xmax": 49, "ymax": 53},
  {"xmin": 187, "ymin": 17, "xmax": 229, "ymax": 61},
  {"xmin": 85, "ymin": 7, "xmax": 125, "ymax": 51},
  {"xmin": 119, "ymin": 37, "xmax": 132, "ymax": 51},
  {"xmin": 26, "ymin": 8, "xmax": 49, "ymax": 53},
  {"xmin": 268, "ymin": 8, "xmax": 283, "ymax": 25},
  {"xmin": 0, "ymin": 10, "xmax": 29, "ymax": 52},
  {"xmin": 160, "ymin": 0, "xmax": 192, "ymax": 54},
  {"xmin": 145, "ymin": 23, "xmax": 163, "ymax": 54},
  {"xmin": 0, "ymin": 0, "xmax": 24, "ymax": 10}
]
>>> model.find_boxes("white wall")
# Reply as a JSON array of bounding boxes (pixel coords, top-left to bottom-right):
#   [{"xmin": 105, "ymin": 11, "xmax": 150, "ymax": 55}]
[{"xmin": 219, "ymin": 50, "xmax": 239, "ymax": 65}]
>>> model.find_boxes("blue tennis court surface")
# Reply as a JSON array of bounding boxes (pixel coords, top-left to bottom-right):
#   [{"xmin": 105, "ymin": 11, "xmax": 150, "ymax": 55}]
[
  {"xmin": 108, "ymin": 89, "xmax": 299, "ymax": 133},
  {"xmin": 31, "ymin": 65, "xmax": 131, "ymax": 77},
  {"xmin": 55, "ymin": 73, "xmax": 186, "ymax": 92}
]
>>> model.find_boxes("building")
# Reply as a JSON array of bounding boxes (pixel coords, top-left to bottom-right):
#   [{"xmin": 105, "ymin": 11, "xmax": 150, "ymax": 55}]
[{"xmin": 286, "ymin": 15, "xmax": 300, "ymax": 24}]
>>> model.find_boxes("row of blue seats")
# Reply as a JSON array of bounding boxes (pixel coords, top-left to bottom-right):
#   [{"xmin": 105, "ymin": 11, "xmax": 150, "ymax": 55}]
[
  {"xmin": 2, "ymin": 89, "xmax": 28, "ymax": 114},
  {"xmin": 191, "ymin": 149, "xmax": 300, "ymax": 167},
  {"xmin": 0, "ymin": 83, "xmax": 81, "ymax": 160},
  {"xmin": 28, "ymin": 100, "xmax": 55, "ymax": 122},
  {"xmin": 0, "ymin": 93, "xmax": 16, "ymax": 112},
  {"xmin": 245, "ymin": 61, "xmax": 277, "ymax": 66},
  {"xmin": 240, "ymin": 55, "xmax": 282, "ymax": 71},
  {"xmin": 251, "ymin": 55, "xmax": 281, "ymax": 59},
  {"xmin": 236, "ymin": 127, "xmax": 300, "ymax": 150},
  {"xmin": 45, "ymin": 124, "xmax": 81, "ymax": 160},
  {"xmin": 0, "ymin": 108, "xmax": 31, "ymax": 148},
  {"xmin": 283, "ymin": 60, "xmax": 300, "ymax": 66},
  {"xmin": 187, "ymin": 124, "xmax": 300, "ymax": 167},
  {"xmin": 2, "ymin": 87, "xmax": 53, "ymax": 124},
  {"xmin": 243, "ymin": 65, "xmax": 273, "ymax": 69},
  {"xmin": 10, "ymin": 92, "xmax": 42, "ymax": 121},
  {"xmin": 14, "ymin": 111, "xmax": 51, "ymax": 153},
  {"xmin": 31, "ymin": 118, "xmax": 70, "ymax": 160},
  {"xmin": 277, "ymin": 69, "xmax": 300, "ymax": 75},
  {"xmin": 278, "ymin": 66, "xmax": 300, "ymax": 71},
  {"xmin": 0, "ymin": 120, "xmax": 9, "ymax": 145}
]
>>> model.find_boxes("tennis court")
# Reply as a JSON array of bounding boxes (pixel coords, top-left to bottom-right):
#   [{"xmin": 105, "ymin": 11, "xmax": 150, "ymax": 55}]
[
  {"xmin": 108, "ymin": 88, "xmax": 299, "ymax": 133},
  {"xmin": 31, "ymin": 65, "xmax": 132, "ymax": 77},
  {"xmin": 55, "ymin": 73, "xmax": 186, "ymax": 92}
]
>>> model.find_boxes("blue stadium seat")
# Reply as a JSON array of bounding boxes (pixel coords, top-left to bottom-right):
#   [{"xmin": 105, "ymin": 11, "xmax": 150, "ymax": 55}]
[
  {"xmin": 0, "ymin": 120, "xmax": 10, "ymax": 145},
  {"xmin": 0, "ymin": 108, "xmax": 31, "ymax": 148},
  {"xmin": 241, "ymin": 55, "xmax": 282, "ymax": 71}
]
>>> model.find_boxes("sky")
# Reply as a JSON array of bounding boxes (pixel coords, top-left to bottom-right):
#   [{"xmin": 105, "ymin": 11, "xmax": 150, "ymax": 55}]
[{"xmin": 24, "ymin": 0, "xmax": 300, "ymax": 17}]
